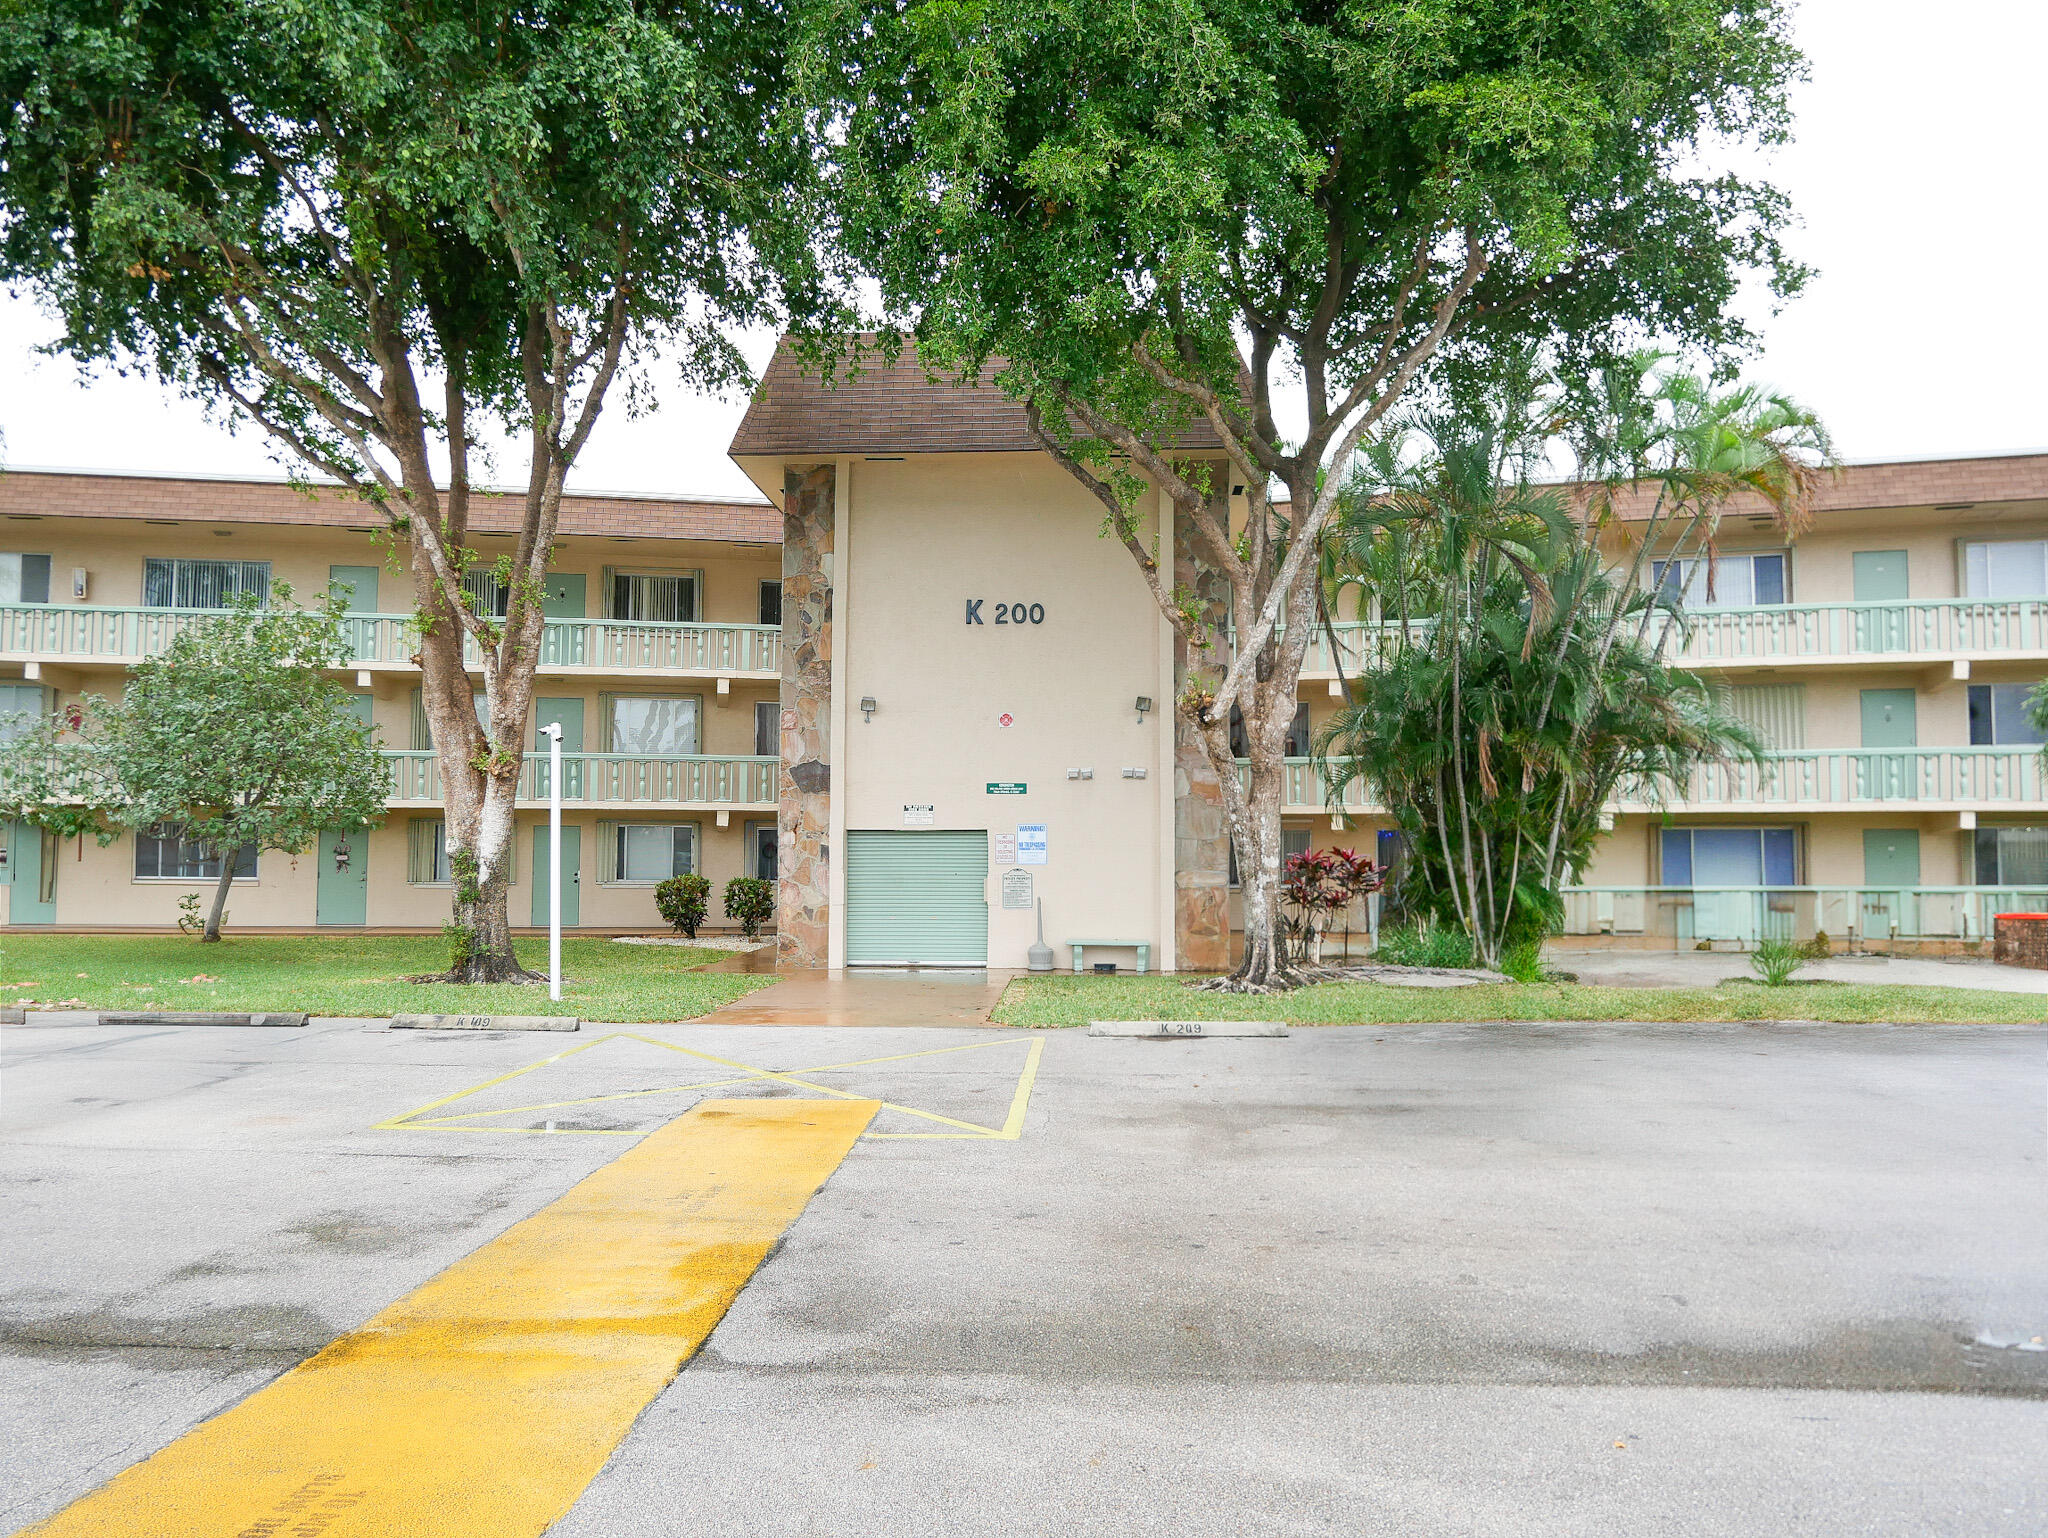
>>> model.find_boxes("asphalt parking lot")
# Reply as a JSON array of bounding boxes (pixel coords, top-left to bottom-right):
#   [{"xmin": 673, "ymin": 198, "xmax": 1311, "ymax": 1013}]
[{"xmin": 3, "ymin": 1013, "xmax": 2044, "ymax": 1535}]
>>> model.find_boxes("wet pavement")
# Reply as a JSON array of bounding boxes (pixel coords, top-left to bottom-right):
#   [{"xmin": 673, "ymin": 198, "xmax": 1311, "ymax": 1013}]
[{"xmin": 3, "ymin": 1012, "xmax": 2044, "ymax": 1535}]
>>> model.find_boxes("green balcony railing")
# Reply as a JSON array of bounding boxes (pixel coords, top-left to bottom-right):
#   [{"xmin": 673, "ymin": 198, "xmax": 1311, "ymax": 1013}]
[
  {"xmin": 0, "ymin": 602, "xmax": 780, "ymax": 675},
  {"xmin": 383, "ymin": 751, "xmax": 777, "ymax": 807},
  {"xmin": 1250, "ymin": 747, "xmax": 2048, "ymax": 815},
  {"xmin": 1559, "ymin": 885, "xmax": 2048, "ymax": 945}
]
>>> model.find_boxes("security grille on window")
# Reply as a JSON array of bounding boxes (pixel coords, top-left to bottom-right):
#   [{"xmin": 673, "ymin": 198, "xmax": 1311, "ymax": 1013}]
[
  {"xmin": 1968, "ymin": 683, "xmax": 2046, "ymax": 746},
  {"xmin": 142, "ymin": 558, "xmax": 270, "ymax": 609},
  {"xmin": 610, "ymin": 823, "xmax": 697, "ymax": 882},
  {"xmin": 0, "ymin": 553, "xmax": 51, "ymax": 604},
  {"xmin": 608, "ymin": 695, "xmax": 700, "ymax": 755},
  {"xmin": 134, "ymin": 825, "xmax": 257, "ymax": 880},
  {"xmin": 607, "ymin": 569, "xmax": 700, "ymax": 622},
  {"xmin": 1975, "ymin": 826, "xmax": 2048, "ymax": 886},
  {"xmin": 1652, "ymin": 553, "xmax": 1788, "ymax": 609},
  {"xmin": 1962, "ymin": 540, "xmax": 2048, "ymax": 600}
]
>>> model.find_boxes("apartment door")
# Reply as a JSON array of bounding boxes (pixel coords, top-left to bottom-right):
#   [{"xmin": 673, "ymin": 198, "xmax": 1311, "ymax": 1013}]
[
  {"xmin": 1860, "ymin": 828, "xmax": 1921, "ymax": 940},
  {"xmin": 844, "ymin": 830, "xmax": 989, "ymax": 965},
  {"xmin": 1859, "ymin": 688, "xmax": 1918, "ymax": 800},
  {"xmin": 316, "ymin": 828, "xmax": 368, "ymax": 926},
  {"xmin": 2, "ymin": 821, "xmax": 57, "ymax": 924},
  {"xmin": 329, "ymin": 564, "xmax": 381, "ymax": 662},
  {"xmin": 542, "ymin": 573, "xmax": 587, "ymax": 665},
  {"xmin": 534, "ymin": 699, "xmax": 584, "ymax": 800},
  {"xmin": 1851, "ymin": 550, "xmax": 1909, "ymax": 653},
  {"xmin": 531, "ymin": 824, "xmax": 581, "ymax": 928}
]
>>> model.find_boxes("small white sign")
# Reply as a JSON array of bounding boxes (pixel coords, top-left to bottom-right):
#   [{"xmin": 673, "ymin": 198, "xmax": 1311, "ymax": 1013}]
[
  {"xmin": 903, "ymin": 804, "xmax": 935, "ymax": 826},
  {"xmin": 992, "ymin": 833, "xmax": 1018, "ymax": 865},
  {"xmin": 1017, "ymin": 822, "xmax": 1048, "ymax": 865},
  {"xmin": 1001, "ymin": 868, "xmax": 1034, "ymax": 910}
]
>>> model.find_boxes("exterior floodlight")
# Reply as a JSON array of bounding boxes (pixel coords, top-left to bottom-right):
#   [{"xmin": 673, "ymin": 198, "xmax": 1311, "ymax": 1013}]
[
  {"xmin": 1134, "ymin": 696, "xmax": 1153, "ymax": 724},
  {"xmin": 860, "ymin": 696, "xmax": 877, "ymax": 723}
]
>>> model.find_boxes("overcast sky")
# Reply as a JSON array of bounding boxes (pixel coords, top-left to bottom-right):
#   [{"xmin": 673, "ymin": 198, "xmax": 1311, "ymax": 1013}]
[{"xmin": 1, "ymin": 0, "xmax": 2041, "ymax": 502}]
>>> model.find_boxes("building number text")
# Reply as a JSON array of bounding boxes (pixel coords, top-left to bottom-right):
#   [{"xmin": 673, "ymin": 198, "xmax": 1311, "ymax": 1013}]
[{"xmin": 965, "ymin": 599, "xmax": 1045, "ymax": 626}]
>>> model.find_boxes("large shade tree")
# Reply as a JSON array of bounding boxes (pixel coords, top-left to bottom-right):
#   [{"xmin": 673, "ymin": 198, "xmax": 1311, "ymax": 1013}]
[
  {"xmin": 814, "ymin": 0, "xmax": 1810, "ymax": 987},
  {"xmin": 0, "ymin": 0, "xmax": 826, "ymax": 978}
]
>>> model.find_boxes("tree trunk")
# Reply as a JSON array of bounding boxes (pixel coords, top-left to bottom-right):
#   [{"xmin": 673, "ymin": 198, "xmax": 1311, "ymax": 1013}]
[
  {"xmin": 200, "ymin": 850, "xmax": 236, "ymax": 942},
  {"xmin": 445, "ymin": 770, "xmax": 528, "ymax": 982}
]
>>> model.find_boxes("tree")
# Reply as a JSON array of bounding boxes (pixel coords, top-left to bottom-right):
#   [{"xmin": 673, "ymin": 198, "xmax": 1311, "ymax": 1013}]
[
  {"xmin": 0, "ymin": 0, "xmax": 826, "ymax": 978},
  {"xmin": 0, "ymin": 590, "xmax": 390, "ymax": 940},
  {"xmin": 1320, "ymin": 362, "xmax": 1829, "ymax": 968},
  {"xmin": 811, "ymin": 0, "xmax": 1810, "ymax": 988}
]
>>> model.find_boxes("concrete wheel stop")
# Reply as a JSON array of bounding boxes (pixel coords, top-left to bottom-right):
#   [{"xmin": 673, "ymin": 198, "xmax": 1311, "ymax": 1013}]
[
  {"xmin": 1088, "ymin": 1020, "xmax": 1287, "ymax": 1038},
  {"xmin": 389, "ymin": 1014, "xmax": 580, "ymax": 1033},
  {"xmin": 95, "ymin": 1011, "xmax": 309, "ymax": 1027}
]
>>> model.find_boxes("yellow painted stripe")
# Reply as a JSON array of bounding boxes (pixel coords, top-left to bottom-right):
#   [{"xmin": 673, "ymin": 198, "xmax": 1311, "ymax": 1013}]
[{"xmin": 17, "ymin": 1098, "xmax": 878, "ymax": 1538}]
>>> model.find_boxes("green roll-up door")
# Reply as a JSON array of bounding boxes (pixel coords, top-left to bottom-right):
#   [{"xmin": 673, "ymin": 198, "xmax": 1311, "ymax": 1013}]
[{"xmin": 844, "ymin": 830, "xmax": 989, "ymax": 965}]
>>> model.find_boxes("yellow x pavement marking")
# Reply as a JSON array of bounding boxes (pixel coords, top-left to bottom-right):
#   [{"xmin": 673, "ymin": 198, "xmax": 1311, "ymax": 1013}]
[{"xmin": 374, "ymin": 1033, "xmax": 1044, "ymax": 1141}]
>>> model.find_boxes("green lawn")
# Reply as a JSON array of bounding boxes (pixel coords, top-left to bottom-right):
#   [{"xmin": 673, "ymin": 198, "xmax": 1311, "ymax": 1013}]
[
  {"xmin": 0, "ymin": 935, "xmax": 777, "ymax": 1023},
  {"xmin": 992, "ymin": 973, "xmax": 2048, "ymax": 1027}
]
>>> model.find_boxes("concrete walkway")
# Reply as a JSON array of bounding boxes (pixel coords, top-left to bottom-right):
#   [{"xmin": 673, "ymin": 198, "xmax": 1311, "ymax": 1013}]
[
  {"xmin": 698, "ymin": 966, "xmax": 1019, "ymax": 1028},
  {"xmin": 1554, "ymin": 947, "xmax": 2048, "ymax": 994}
]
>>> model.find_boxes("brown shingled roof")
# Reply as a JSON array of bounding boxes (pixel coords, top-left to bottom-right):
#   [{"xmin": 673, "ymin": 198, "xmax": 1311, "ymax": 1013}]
[
  {"xmin": 1599, "ymin": 452, "xmax": 2048, "ymax": 520},
  {"xmin": 0, "ymin": 470, "xmax": 778, "ymax": 543},
  {"xmin": 729, "ymin": 336, "xmax": 1226, "ymax": 457}
]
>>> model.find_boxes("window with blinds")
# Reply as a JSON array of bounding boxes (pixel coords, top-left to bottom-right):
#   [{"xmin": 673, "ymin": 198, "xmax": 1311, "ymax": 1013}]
[
  {"xmin": 1723, "ymin": 684, "xmax": 1807, "ymax": 750},
  {"xmin": 462, "ymin": 569, "xmax": 510, "ymax": 617},
  {"xmin": 595, "ymin": 820, "xmax": 698, "ymax": 882},
  {"xmin": 606, "ymin": 568, "xmax": 700, "ymax": 622},
  {"xmin": 407, "ymin": 819, "xmax": 516, "ymax": 883},
  {"xmin": 134, "ymin": 824, "xmax": 258, "ymax": 880},
  {"xmin": 142, "ymin": 558, "xmax": 270, "ymax": 609}
]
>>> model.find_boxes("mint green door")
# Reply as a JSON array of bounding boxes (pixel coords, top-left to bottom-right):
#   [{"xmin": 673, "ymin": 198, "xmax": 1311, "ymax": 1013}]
[
  {"xmin": 1861, "ymin": 828, "xmax": 1921, "ymax": 939},
  {"xmin": 542, "ymin": 573, "xmax": 587, "ymax": 665},
  {"xmin": 534, "ymin": 699, "xmax": 584, "ymax": 799},
  {"xmin": 4, "ymin": 821, "xmax": 57, "ymax": 924},
  {"xmin": 1852, "ymin": 550, "xmax": 1909, "ymax": 652},
  {"xmin": 1859, "ymin": 688, "xmax": 1918, "ymax": 799},
  {"xmin": 329, "ymin": 564, "xmax": 382, "ymax": 661},
  {"xmin": 531, "ymin": 824, "xmax": 581, "ymax": 928},
  {"xmin": 844, "ymin": 830, "xmax": 989, "ymax": 965},
  {"xmin": 316, "ymin": 828, "xmax": 368, "ymax": 926}
]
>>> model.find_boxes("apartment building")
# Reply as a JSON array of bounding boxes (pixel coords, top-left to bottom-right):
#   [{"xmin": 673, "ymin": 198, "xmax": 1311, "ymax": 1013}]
[{"xmin": 0, "ymin": 470, "xmax": 782, "ymax": 931}]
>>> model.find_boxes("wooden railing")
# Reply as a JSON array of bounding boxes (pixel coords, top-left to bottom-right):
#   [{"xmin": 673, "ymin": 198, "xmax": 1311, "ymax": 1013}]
[
  {"xmin": 0, "ymin": 603, "xmax": 780, "ymax": 675},
  {"xmin": 1559, "ymin": 885, "xmax": 2048, "ymax": 943},
  {"xmin": 383, "ymin": 751, "xmax": 778, "ymax": 807}
]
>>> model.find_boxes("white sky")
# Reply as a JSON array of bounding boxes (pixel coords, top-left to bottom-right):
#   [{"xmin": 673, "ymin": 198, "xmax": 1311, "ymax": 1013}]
[{"xmin": 0, "ymin": 0, "xmax": 2041, "ymax": 500}]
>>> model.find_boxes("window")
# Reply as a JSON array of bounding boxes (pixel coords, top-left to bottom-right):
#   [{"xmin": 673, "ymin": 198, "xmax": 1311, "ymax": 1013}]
[
  {"xmin": 1660, "ymin": 827, "xmax": 1797, "ymax": 887},
  {"xmin": 1653, "ymin": 552, "xmax": 1788, "ymax": 609},
  {"xmin": 746, "ymin": 819, "xmax": 777, "ymax": 881},
  {"xmin": 759, "ymin": 580, "xmax": 782, "ymax": 626},
  {"xmin": 406, "ymin": 820, "xmax": 518, "ymax": 884},
  {"xmin": 754, "ymin": 701, "xmax": 779, "ymax": 757},
  {"xmin": 1228, "ymin": 827, "xmax": 1311, "ymax": 888},
  {"xmin": 134, "ymin": 825, "xmax": 257, "ymax": 881},
  {"xmin": 463, "ymin": 568, "xmax": 509, "ymax": 617},
  {"xmin": 1962, "ymin": 541, "xmax": 2048, "ymax": 600},
  {"xmin": 606, "ymin": 822, "xmax": 698, "ymax": 883},
  {"xmin": 1229, "ymin": 703, "xmax": 1312, "ymax": 758},
  {"xmin": 143, "ymin": 558, "xmax": 269, "ymax": 609},
  {"xmin": 607, "ymin": 568, "xmax": 700, "ymax": 622},
  {"xmin": 0, "ymin": 553, "xmax": 51, "ymax": 604},
  {"xmin": 1975, "ymin": 827, "xmax": 2048, "ymax": 886},
  {"xmin": 1968, "ymin": 683, "xmax": 2046, "ymax": 746},
  {"xmin": 608, "ymin": 694, "xmax": 700, "ymax": 755},
  {"xmin": 0, "ymin": 683, "xmax": 42, "ymax": 743}
]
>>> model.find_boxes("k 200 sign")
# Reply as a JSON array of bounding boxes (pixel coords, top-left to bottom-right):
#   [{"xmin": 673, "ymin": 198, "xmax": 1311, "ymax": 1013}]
[{"xmin": 965, "ymin": 599, "xmax": 1045, "ymax": 626}]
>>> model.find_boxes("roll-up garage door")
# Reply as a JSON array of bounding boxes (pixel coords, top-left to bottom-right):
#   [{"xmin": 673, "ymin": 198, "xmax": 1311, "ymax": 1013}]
[{"xmin": 844, "ymin": 830, "xmax": 989, "ymax": 965}]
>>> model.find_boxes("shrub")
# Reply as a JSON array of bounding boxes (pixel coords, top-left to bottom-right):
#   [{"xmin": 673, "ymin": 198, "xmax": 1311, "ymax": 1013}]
[
  {"xmin": 1801, "ymin": 930, "xmax": 1832, "ymax": 960},
  {"xmin": 654, "ymin": 874, "xmax": 711, "ymax": 938},
  {"xmin": 1373, "ymin": 919, "xmax": 1475, "ymax": 970},
  {"xmin": 1500, "ymin": 938, "xmax": 1545, "ymax": 984},
  {"xmin": 723, "ymin": 876, "xmax": 775, "ymax": 939},
  {"xmin": 1750, "ymin": 936, "xmax": 1805, "ymax": 987}
]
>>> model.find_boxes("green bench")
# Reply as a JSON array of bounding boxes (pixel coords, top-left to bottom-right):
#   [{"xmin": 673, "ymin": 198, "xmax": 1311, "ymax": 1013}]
[{"xmin": 1069, "ymin": 939, "xmax": 1151, "ymax": 975}]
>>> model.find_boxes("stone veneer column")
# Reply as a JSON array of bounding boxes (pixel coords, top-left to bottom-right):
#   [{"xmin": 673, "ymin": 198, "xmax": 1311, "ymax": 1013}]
[
  {"xmin": 777, "ymin": 463, "xmax": 834, "ymax": 966},
  {"xmin": 1173, "ymin": 485, "xmax": 1232, "ymax": 971}
]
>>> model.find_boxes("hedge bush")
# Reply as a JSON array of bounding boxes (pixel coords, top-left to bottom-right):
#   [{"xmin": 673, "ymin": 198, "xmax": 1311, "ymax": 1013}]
[
  {"xmin": 723, "ymin": 876, "xmax": 774, "ymax": 940},
  {"xmin": 654, "ymin": 874, "xmax": 711, "ymax": 938}
]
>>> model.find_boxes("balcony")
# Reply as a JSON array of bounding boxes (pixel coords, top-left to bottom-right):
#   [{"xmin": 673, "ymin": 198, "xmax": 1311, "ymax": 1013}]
[
  {"xmin": 1294, "ymin": 599, "xmax": 2048, "ymax": 682},
  {"xmin": 1559, "ymin": 885, "xmax": 2048, "ymax": 945},
  {"xmin": 0, "ymin": 603, "xmax": 780, "ymax": 679},
  {"xmin": 383, "ymin": 752, "xmax": 777, "ymax": 810},
  {"xmin": 1254, "ymin": 748, "xmax": 2048, "ymax": 816}
]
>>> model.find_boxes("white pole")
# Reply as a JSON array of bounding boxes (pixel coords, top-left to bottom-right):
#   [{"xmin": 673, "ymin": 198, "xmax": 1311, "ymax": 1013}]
[{"xmin": 542, "ymin": 722, "xmax": 563, "ymax": 1002}]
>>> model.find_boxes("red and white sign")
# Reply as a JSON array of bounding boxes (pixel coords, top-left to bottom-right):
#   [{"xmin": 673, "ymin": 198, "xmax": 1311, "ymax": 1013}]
[{"xmin": 997, "ymin": 712, "xmax": 1014, "ymax": 728}]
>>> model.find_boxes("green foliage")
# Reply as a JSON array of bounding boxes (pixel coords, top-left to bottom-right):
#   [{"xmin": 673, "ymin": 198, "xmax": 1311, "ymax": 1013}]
[
  {"xmin": 176, "ymin": 893, "xmax": 206, "ymax": 937},
  {"xmin": 1749, "ymin": 937, "xmax": 1806, "ymax": 987},
  {"xmin": 722, "ymin": 876, "xmax": 775, "ymax": 940},
  {"xmin": 1373, "ymin": 921, "xmax": 1476, "ymax": 971},
  {"xmin": 655, "ymin": 874, "xmax": 712, "ymax": 939},
  {"xmin": 1803, "ymin": 931, "xmax": 1833, "ymax": 960},
  {"xmin": 1500, "ymin": 940, "xmax": 1546, "ymax": 985}
]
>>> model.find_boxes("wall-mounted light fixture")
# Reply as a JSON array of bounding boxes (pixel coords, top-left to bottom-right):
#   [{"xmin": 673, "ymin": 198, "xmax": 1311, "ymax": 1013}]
[
  {"xmin": 1134, "ymin": 696, "xmax": 1153, "ymax": 725},
  {"xmin": 860, "ymin": 696, "xmax": 877, "ymax": 723}
]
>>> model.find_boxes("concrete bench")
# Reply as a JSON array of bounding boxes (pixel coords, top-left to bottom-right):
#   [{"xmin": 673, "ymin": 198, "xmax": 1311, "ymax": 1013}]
[{"xmin": 1070, "ymin": 940, "xmax": 1151, "ymax": 975}]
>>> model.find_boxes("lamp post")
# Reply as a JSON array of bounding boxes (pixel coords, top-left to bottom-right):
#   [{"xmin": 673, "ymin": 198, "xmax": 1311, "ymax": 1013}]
[{"xmin": 539, "ymin": 721, "xmax": 563, "ymax": 1003}]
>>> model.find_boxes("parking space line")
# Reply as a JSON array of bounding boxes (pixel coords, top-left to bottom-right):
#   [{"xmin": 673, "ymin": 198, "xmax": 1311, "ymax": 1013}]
[{"xmin": 15, "ymin": 1097, "xmax": 878, "ymax": 1538}]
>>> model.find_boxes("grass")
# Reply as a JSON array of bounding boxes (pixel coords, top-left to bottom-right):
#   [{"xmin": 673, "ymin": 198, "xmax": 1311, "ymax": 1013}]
[
  {"xmin": 0, "ymin": 935, "xmax": 779, "ymax": 1023},
  {"xmin": 992, "ymin": 973, "xmax": 2048, "ymax": 1027}
]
